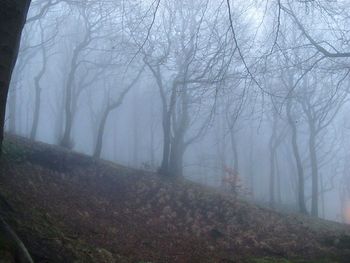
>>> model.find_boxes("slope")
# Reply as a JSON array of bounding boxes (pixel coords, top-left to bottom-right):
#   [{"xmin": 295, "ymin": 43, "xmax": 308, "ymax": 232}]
[{"xmin": 0, "ymin": 135, "xmax": 349, "ymax": 263}]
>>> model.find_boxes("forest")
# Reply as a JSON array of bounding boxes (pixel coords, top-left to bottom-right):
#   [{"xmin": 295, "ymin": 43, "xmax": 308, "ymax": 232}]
[{"xmin": 1, "ymin": 0, "xmax": 350, "ymax": 262}]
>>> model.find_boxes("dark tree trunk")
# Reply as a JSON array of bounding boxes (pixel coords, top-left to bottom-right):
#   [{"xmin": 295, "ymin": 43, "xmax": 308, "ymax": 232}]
[
  {"xmin": 286, "ymin": 100, "xmax": 308, "ymax": 214},
  {"xmin": 93, "ymin": 107, "xmax": 110, "ymax": 158},
  {"xmin": 168, "ymin": 137, "xmax": 185, "ymax": 177},
  {"xmin": 30, "ymin": 39, "xmax": 47, "ymax": 140},
  {"xmin": 8, "ymin": 87, "xmax": 16, "ymax": 133},
  {"xmin": 60, "ymin": 107, "xmax": 73, "ymax": 148},
  {"xmin": 0, "ymin": 2, "xmax": 35, "ymax": 262},
  {"xmin": 229, "ymin": 130, "xmax": 239, "ymax": 173},
  {"xmin": 30, "ymin": 77, "xmax": 42, "ymax": 140},
  {"xmin": 248, "ymin": 130, "xmax": 255, "ymax": 198},
  {"xmin": 275, "ymin": 157, "xmax": 282, "ymax": 205},
  {"xmin": 0, "ymin": 0, "xmax": 31, "ymax": 153},
  {"xmin": 309, "ymin": 127, "xmax": 319, "ymax": 217},
  {"xmin": 159, "ymin": 112, "xmax": 171, "ymax": 175},
  {"xmin": 269, "ymin": 114, "xmax": 277, "ymax": 208},
  {"xmin": 60, "ymin": 72, "xmax": 75, "ymax": 148},
  {"xmin": 60, "ymin": 42, "xmax": 84, "ymax": 149},
  {"xmin": 164, "ymin": 86, "xmax": 189, "ymax": 178},
  {"xmin": 320, "ymin": 172, "xmax": 325, "ymax": 218}
]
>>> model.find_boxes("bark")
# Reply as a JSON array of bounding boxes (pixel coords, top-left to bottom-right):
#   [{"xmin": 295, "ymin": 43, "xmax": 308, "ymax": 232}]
[
  {"xmin": 286, "ymin": 100, "xmax": 308, "ymax": 214},
  {"xmin": 320, "ymin": 172, "xmax": 325, "ymax": 218},
  {"xmin": 0, "ymin": 0, "xmax": 31, "ymax": 153},
  {"xmin": 275, "ymin": 156, "xmax": 282, "ymax": 205},
  {"xmin": 8, "ymin": 87, "xmax": 17, "ymax": 133},
  {"xmin": 159, "ymin": 113, "xmax": 171, "ymax": 175},
  {"xmin": 167, "ymin": 83, "xmax": 190, "ymax": 177},
  {"xmin": 0, "ymin": 217, "xmax": 34, "ymax": 263},
  {"xmin": 309, "ymin": 126, "xmax": 319, "ymax": 217},
  {"xmin": 60, "ymin": 32, "xmax": 91, "ymax": 148},
  {"xmin": 168, "ymin": 137, "xmax": 185, "ymax": 177},
  {"xmin": 93, "ymin": 107, "xmax": 110, "ymax": 158},
  {"xmin": 132, "ymin": 91, "xmax": 140, "ymax": 165},
  {"xmin": 93, "ymin": 68, "xmax": 144, "ymax": 158},
  {"xmin": 30, "ymin": 42, "xmax": 47, "ymax": 140},
  {"xmin": 229, "ymin": 130, "xmax": 239, "ymax": 173},
  {"xmin": 269, "ymin": 124, "xmax": 277, "ymax": 208},
  {"xmin": 0, "ymin": 2, "xmax": 34, "ymax": 262},
  {"xmin": 248, "ymin": 130, "xmax": 255, "ymax": 198},
  {"xmin": 60, "ymin": 57, "xmax": 78, "ymax": 148}
]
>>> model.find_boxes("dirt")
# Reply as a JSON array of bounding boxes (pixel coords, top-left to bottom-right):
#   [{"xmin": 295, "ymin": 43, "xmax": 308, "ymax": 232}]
[{"xmin": 0, "ymin": 135, "xmax": 350, "ymax": 263}]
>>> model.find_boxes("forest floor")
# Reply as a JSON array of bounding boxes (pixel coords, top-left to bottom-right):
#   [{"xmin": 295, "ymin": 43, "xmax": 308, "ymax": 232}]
[{"xmin": 0, "ymin": 135, "xmax": 350, "ymax": 263}]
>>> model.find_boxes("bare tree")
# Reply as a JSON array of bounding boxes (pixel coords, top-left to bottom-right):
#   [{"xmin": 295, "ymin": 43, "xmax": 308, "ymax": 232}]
[
  {"xmin": 59, "ymin": 1, "xmax": 115, "ymax": 148},
  {"xmin": 93, "ymin": 66, "xmax": 144, "ymax": 158},
  {"xmin": 141, "ymin": 0, "xmax": 234, "ymax": 177}
]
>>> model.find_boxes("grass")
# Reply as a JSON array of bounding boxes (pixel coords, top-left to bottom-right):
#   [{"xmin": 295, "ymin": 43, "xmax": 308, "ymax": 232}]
[{"xmin": 2, "ymin": 140, "xmax": 29, "ymax": 162}]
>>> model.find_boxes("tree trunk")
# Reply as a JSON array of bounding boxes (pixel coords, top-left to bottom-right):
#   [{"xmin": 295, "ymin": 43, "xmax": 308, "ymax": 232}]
[
  {"xmin": 320, "ymin": 172, "xmax": 325, "ymax": 218},
  {"xmin": 286, "ymin": 100, "xmax": 308, "ymax": 214},
  {"xmin": 30, "ymin": 79, "xmax": 41, "ymax": 140},
  {"xmin": 248, "ymin": 130, "xmax": 255, "ymax": 198},
  {"xmin": 168, "ymin": 137, "xmax": 185, "ymax": 177},
  {"xmin": 30, "ymin": 41, "xmax": 47, "ymax": 140},
  {"xmin": 132, "ymin": 90, "xmax": 140, "ymax": 166},
  {"xmin": 229, "ymin": 130, "xmax": 239, "ymax": 173},
  {"xmin": 8, "ymin": 87, "xmax": 17, "ymax": 133},
  {"xmin": 0, "ymin": 2, "xmax": 34, "ymax": 262},
  {"xmin": 309, "ymin": 127, "xmax": 319, "ymax": 217},
  {"xmin": 93, "ymin": 107, "xmax": 110, "ymax": 158},
  {"xmin": 275, "ymin": 157, "xmax": 282, "ymax": 205},
  {"xmin": 159, "ymin": 112, "xmax": 171, "ymax": 175},
  {"xmin": 0, "ymin": 0, "xmax": 31, "ymax": 152},
  {"xmin": 60, "ymin": 47, "xmax": 81, "ymax": 149},
  {"xmin": 269, "ymin": 115, "xmax": 277, "ymax": 208},
  {"xmin": 269, "ymin": 148, "xmax": 276, "ymax": 208},
  {"xmin": 60, "ymin": 107, "xmax": 73, "ymax": 148}
]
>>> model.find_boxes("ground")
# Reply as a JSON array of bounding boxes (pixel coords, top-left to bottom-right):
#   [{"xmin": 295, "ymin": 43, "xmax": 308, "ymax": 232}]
[{"xmin": 0, "ymin": 135, "xmax": 349, "ymax": 263}]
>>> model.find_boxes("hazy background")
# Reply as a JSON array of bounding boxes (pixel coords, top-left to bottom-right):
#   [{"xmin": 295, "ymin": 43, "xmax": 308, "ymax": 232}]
[{"xmin": 6, "ymin": 0, "xmax": 350, "ymax": 223}]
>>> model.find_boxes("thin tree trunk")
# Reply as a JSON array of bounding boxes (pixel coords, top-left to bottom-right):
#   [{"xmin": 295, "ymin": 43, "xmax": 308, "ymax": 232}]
[
  {"xmin": 320, "ymin": 172, "xmax": 325, "ymax": 218},
  {"xmin": 269, "ymin": 115, "xmax": 277, "ymax": 208},
  {"xmin": 248, "ymin": 132, "xmax": 255, "ymax": 198},
  {"xmin": 309, "ymin": 127, "xmax": 319, "ymax": 217},
  {"xmin": 286, "ymin": 100, "xmax": 308, "ymax": 214},
  {"xmin": 60, "ymin": 40, "xmax": 88, "ymax": 149},
  {"xmin": 269, "ymin": 149, "xmax": 276, "ymax": 207},
  {"xmin": 30, "ymin": 31, "xmax": 47, "ymax": 140},
  {"xmin": 229, "ymin": 130, "xmax": 239, "ymax": 173},
  {"xmin": 93, "ymin": 107, "xmax": 110, "ymax": 158},
  {"xmin": 132, "ymin": 91, "xmax": 139, "ymax": 166},
  {"xmin": 60, "ymin": 70, "xmax": 75, "ymax": 148},
  {"xmin": 159, "ymin": 112, "xmax": 171, "ymax": 175},
  {"xmin": 275, "ymin": 156, "xmax": 282, "ymax": 205},
  {"xmin": 30, "ymin": 44, "xmax": 47, "ymax": 140}
]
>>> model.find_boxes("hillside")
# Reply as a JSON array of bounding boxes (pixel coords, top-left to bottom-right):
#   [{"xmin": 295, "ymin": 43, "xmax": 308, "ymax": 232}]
[{"xmin": 0, "ymin": 135, "xmax": 350, "ymax": 263}]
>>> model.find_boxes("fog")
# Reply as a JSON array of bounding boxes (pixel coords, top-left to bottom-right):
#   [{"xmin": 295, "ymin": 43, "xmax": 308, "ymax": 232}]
[{"xmin": 6, "ymin": 0, "xmax": 350, "ymax": 223}]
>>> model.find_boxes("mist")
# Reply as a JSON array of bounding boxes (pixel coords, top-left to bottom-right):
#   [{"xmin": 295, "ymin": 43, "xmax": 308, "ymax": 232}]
[{"xmin": 5, "ymin": 0, "xmax": 350, "ymax": 224}]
